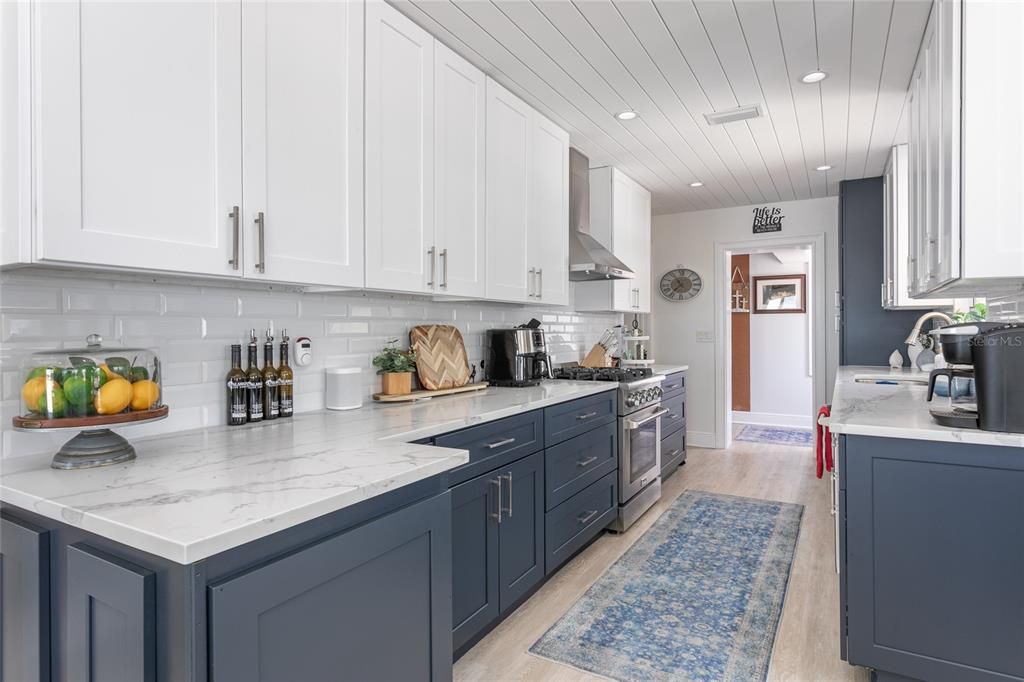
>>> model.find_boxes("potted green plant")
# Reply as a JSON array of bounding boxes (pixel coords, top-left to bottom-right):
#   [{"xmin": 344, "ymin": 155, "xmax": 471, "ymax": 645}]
[{"xmin": 372, "ymin": 339, "xmax": 416, "ymax": 396}]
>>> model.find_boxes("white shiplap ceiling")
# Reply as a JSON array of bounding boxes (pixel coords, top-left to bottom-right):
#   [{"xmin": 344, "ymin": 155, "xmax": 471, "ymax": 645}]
[{"xmin": 392, "ymin": 0, "xmax": 932, "ymax": 215}]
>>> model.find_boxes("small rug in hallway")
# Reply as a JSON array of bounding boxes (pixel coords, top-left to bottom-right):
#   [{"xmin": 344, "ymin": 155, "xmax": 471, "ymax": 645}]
[
  {"xmin": 530, "ymin": 491, "xmax": 803, "ymax": 682},
  {"xmin": 735, "ymin": 425, "xmax": 814, "ymax": 447}
]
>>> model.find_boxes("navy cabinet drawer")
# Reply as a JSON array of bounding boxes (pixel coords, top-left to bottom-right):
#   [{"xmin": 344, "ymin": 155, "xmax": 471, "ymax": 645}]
[
  {"xmin": 543, "ymin": 391, "xmax": 616, "ymax": 446},
  {"xmin": 438, "ymin": 411, "xmax": 544, "ymax": 486},
  {"xmin": 662, "ymin": 392, "xmax": 686, "ymax": 438},
  {"xmin": 545, "ymin": 471, "xmax": 617, "ymax": 575},
  {"xmin": 661, "ymin": 428, "xmax": 686, "ymax": 480},
  {"xmin": 545, "ymin": 421, "xmax": 617, "ymax": 511},
  {"xmin": 661, "ymin": 371, "xmax": 685, "ymax": 398}
]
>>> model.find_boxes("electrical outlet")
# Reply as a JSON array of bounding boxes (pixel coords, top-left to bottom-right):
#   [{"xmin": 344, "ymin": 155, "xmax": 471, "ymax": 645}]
[{"xmin": 696, "ymin": 330, "xmax": 714, "ymax": 343}]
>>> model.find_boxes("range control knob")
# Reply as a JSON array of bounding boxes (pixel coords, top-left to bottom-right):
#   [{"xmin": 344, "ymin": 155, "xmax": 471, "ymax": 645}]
[{"xmin": 654, "ymin": 387, "xmax": 663, "ymax": 398}]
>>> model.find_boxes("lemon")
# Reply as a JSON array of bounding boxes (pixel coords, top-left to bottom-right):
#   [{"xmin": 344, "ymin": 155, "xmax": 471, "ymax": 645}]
[
  {"xmin": 21, "ymin": 376, "xmax": 47, "ymax": 413},
  {"xmin": 95, "ymin": 378, "xmax": 133, "ymax": 415},
  {"xmin": 99, "ymin": 363, "xmax": 119, "ymax": 381},
  {"xmin": 130, "ymin": 380, "xmax": 160, "ymax": 411}
]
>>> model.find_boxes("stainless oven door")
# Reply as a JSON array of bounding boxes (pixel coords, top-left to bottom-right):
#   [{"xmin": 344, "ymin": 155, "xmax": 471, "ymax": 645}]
[{"xmin": 619, "ymin": 403, "xmax": 666, "ymax": 502}]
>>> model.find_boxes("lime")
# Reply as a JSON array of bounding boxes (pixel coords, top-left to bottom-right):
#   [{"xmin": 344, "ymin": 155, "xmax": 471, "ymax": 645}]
[
  {"xmin": 36, "ymin": 384, "xmax": 67, "ymax": 418},
  {"xmin": 63, "ymin": 376, "xmax": 91, "ymax": 407},
  {"xmin": 26, "ymin": 366, "xmax": 64, "ymax": 384}
]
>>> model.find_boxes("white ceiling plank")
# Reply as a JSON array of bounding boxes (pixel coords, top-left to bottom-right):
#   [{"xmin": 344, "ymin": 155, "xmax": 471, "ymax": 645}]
[
  {"xmin": 814, "ymin": 0, "xmax": 854, "ymax": 196},
  {"xmin": 690, "ymin": 0, "xmax": 798, "ymax": 202},
  {"xmin": 863, "ymin": 0, "xmax": 932, "ymax": 176},
  {"xmin": 733, "ymin": 0, "xmax": 814, "ymax": 200},
  {"xmin": 844, "ymin": 0, "xmax": 895, "ymax": 180},
  {"xmin": 773, "ymin": 0, "xmax": 829, "ymax": 199}
]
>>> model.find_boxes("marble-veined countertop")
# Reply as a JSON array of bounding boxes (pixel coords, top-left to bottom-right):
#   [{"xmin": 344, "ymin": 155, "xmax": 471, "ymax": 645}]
[
  {"xmin": 0, "ymin": 382, "xmax": 616, "ymax": 564},
  {"xmin": 828, "ymin": 366, "xmax": 1024, "ymax": 448}
]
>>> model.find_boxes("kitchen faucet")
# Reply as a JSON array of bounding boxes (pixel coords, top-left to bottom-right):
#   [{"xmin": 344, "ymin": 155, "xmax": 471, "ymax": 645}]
[{"xmin": 904, "ymin": 311, "xmax": 956, "ymax": 346}]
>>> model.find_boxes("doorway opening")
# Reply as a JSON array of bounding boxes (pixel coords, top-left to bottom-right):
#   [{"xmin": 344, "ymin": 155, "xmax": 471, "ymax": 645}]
[{"xmin": 714, "ymin": 234, "xmax": 830, "ymax": 449}]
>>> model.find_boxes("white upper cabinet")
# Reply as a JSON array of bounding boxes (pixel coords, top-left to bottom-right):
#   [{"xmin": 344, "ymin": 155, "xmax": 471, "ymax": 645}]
[
  {"xmin": 485, "ymin": 79, "xmax": 532, "ymax": 303},
  {"xmin": 575, "ymin": 167, "xmax": 653, "ymax": 314},
  {"xmin": 907, "ymin": 0, "xmax": 1024, "ymax": 297},
  {"xmin": 364, "ymin": 0, "xmax": 435, "ymax": 294},
  {"xmin": 529, "ymin": 113, "xmax": 570, "ymax": 306},
  {"xmin": 882, "ymin": 144, "xmax": 953, "ymax": 309},
  {"xmin": 242, "ymin": 0, "xmax": 364, "ymax": 287},
  {"xmin": 33, "ymin": 1, "xmax": 243, "ymax": 276},
  {"xmin": 434, "ymin": 43, "xmax": 486, "ymax": 298}
]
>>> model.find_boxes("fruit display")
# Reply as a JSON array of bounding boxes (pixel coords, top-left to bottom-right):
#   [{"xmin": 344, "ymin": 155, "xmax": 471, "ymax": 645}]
[{"xmin": 16, "ymin": 334, "xmax": 163, "ymax": 423}]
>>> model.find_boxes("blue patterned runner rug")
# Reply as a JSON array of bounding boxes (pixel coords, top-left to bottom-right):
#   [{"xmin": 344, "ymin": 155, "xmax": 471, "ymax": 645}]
[
  {"xmin": 735, "ymin": 425, "xmax": 814, "ymax": 447},
  {"xmin": 530, "ymin": 490, "xmax": 803, "ymax": 681}
]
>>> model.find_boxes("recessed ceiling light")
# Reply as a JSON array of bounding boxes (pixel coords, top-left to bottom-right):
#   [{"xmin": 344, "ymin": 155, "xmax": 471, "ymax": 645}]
[
  {"xmin": 689, "ymin": 181, "xmax": 704, "ymax": 188},
  {"xmin": 615, "ymin": 110, "xmax": 638, "ymax": 121},
  {"xmin": 801, "ymin": 70, "xmax": 829, "ymax": 84},
  {"xmin": 815, "ymin": 164, "xmax": 832, "ymax": 171},
  {"xmin": 704, "ymin": 104, "xmax": 761, "ymax": 126}
]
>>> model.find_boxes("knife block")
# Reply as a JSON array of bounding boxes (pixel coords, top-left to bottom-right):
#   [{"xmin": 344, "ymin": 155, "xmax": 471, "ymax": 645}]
[{"xmin": 581, "ymin": 344, "xmax": 614, "ymax": 368}]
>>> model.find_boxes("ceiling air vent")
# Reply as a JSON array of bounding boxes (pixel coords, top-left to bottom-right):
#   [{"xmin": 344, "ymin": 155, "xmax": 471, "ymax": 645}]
[{"xmin": 704, "ymin": 104, "xmax": 762, "ymax": 126}]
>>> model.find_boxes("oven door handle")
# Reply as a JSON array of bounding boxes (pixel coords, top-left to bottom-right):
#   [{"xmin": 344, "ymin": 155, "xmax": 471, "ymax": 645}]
[{"xmin": 625, "ymin": 408, "xmax": 669, "ymax": 430}]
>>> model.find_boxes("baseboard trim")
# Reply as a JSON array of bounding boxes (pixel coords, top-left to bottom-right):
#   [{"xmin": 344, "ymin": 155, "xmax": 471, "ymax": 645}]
[{"xmin": 732, "ymin": 411, "xmax": 813, "ymax": 429}]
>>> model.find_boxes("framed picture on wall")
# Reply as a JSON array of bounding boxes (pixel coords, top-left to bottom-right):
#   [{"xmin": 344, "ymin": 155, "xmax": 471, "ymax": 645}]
[{"xmin": 752, "ymin": 274, "xmax": 806, "ymax": 314}]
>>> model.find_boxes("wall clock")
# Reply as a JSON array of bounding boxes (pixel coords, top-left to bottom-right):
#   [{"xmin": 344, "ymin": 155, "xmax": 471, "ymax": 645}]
[{"xmin": 660, "ymin": 268, "xmax": 703, "ymax": 302}]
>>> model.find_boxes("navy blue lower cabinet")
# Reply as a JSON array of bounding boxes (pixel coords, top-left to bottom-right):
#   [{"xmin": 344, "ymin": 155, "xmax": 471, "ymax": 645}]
[
  {"xmin": 450, "ymin": 473, "xmax": 501, "ymax": 653},
  {"xmin": 1, "ymin": 512, "xmax": 51, "ymax": 682},
  {"xmin": 66, "ymin": 543, "xmax": 157, "ymax": 682},
  {"xmin": 545, "ymin": 421, "xmax": 617, "ymax": 510},
  {"xmin": 844, "ymin": 435, "xmax": 1024, "ymax": 682},
  {"xmin": 660, "ymin": 428, "xmax": 686, "ymax": 480},
  {"xmin": 545, "ymin": 471, "xmax": 618, "ymax": 575},
  {"xmin": 497, "ymin": 451, "xmax": 545, "ymax": 613},
  {"xmin": 544, "ymin": 391, "xmax": 616, "ymax": 446},
  {"xmin": 209, "ymin": 492, "xmax": 453, "ymax": 682}
]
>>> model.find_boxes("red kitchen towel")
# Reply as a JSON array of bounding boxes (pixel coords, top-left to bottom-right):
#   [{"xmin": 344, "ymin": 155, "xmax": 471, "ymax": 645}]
[{"xmin": 816, "ymin": 405, "xmax": 833, "ymax": 479}]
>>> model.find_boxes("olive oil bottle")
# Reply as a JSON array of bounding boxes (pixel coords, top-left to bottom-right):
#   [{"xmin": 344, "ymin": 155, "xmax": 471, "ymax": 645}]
[
  {"xmin": 278, "ymin": 329, "xmax": 294, "ymax": 418},
  {"xmin": 262, "ymin": 329, "xmax": 280, "ymax": 420},
  {"xmin": 245, "ymin": 330, "xmax": 264, "ymax": 423},
  {"xmin": 226, "ymin": 344, "xmax": 247, "ymax": 426}
]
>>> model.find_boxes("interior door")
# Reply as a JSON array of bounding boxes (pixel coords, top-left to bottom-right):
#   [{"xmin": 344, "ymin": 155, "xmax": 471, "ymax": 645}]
[
  {"xmin": 497, "ymin": 452, "xmax": 544, "ymax": 612},
  {"xmin": 365, "ymin": 0, "xmax": 434, "ymax": 294},
  {"xmin": 434, "ymin": 43, "xmax": 486, "ymax": 298},
  {"xmin": 485, "ymin": 79, "xmax": 532, "ymax": 303},
  {"xmin": 529, "ymin": 113, "xmax": 570, "ymax": 306},
  {"xmin": 241, "ymin": 0, "xmax": 363, "ymax": 287},
  {"xmin": 34, "ymin": 1, "xmax": 242, "ymax": 275}
]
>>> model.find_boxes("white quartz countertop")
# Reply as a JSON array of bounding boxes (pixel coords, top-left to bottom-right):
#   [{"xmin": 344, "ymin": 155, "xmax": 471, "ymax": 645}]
[
  {"xmin": 1, "ymin": 382, "xmax": 616, "ymax": 564},
  {"xmin": 651, "ymin": 364, "xmax": 689, "ymax": 376},
  {"xmin": 829, "ymin": 366, "xmax": 1024, "ymax": 448}
]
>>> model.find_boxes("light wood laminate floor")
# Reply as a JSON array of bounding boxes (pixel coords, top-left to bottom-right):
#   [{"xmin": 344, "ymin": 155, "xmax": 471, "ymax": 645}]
[{"xmin": 454, "ymin": 437, "xmax": 871, "ymax": 682}]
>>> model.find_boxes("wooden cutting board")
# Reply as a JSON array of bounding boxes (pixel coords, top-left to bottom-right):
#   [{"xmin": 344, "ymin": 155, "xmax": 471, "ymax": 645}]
[{"xmin": 410, "ymin": 324, "xmax": 472, "ymax": 391}]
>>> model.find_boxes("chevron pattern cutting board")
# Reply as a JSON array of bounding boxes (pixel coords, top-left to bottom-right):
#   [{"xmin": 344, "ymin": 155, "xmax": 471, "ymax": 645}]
[{"xmin": 410, "ymin": 324, "xmax": 472, "ymax": 391}]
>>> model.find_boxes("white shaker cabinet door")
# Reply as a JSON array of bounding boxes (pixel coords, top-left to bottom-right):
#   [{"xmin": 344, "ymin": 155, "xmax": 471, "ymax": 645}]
[
  {"xmin": 33, "ymin": 1, "xmax": 243, "ymax": 275},
  {"xmin": 241, "ymin": 0, "xmax": 364, "ymax": 287},
  {"xmin": 529, "ymin": 113, "xmax": 569, "ymax": 307},
  {"xmin": 365, "ymin": 0, "xmax": 435, "ymax": 294},
  {"xmin": 634, "ymin": 183, "xmax": 652, "ymax": 314},
  {"xmin": 611, "ymin": 171, "xmax": 637, "ymax": 312},
  {"xmin": 485, "ymin": 79, "xmax": 532, "ymax": 303},
  {"xmin": 434, "ymin": 43, "xmax": 486, "ymax": 298}
]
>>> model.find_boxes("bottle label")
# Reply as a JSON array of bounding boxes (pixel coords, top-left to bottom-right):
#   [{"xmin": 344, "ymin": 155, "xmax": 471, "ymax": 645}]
[{"xmin": 280, "ymin": 397, "xmax": 293, "ymax": 411}]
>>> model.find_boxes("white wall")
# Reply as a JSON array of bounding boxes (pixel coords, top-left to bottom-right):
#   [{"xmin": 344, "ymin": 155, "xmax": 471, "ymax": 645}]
[
  {"xmin": 650, "ymin": 197, "xmax": 839, "ymax": 447},
  {"xmin": 0, "ymin": 270, "xmax": 621, "ymax": 460},
  {"xmin": 741, "ymin": 253, "xmax": 813, "ymax": 428}
]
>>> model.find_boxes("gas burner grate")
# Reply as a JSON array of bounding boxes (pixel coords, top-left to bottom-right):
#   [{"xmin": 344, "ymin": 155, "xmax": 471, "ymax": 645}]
[{"xmin": 554, "ymin": 367, "xmax": 654, "ymax": 382}]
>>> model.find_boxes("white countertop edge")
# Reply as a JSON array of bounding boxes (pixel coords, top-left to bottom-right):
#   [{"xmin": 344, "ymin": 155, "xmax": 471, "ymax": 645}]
[{"xmin": 651, "ymin": 364, "xmax": 689, "ymax": 375}]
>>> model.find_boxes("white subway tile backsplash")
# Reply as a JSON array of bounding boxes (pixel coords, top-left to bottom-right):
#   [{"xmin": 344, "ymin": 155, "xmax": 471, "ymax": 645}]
[{"xmin": 1, "ymin": 271, "xmax": 621, "ymax": 459}]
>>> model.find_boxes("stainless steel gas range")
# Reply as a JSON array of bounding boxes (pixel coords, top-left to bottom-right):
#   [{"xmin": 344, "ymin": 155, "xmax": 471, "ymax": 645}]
[{"xmin": 553, "ymin": 367, "xmax": 665, "ymax": 531}]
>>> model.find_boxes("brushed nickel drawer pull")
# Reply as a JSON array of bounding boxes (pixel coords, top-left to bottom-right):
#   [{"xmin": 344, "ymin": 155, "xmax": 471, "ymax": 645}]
[
  {"xmin": 577, "ymin": 510, "xmax": 598, "ymax": 525},
  {"xmin": 485, "ymin": 437, "xmax": 516, "ymax": 450},
  {"xmin": 576, "ymin": 456, "xmax": 598, "ymax": 467},
  {"xmin": 255, "ymin": 211, "xmax": 266, "ymax": 273},
  {"xmin": 502, "ymin": 472, "xmax": 513, "ymax": 518},
  {"xmin": 491, "ymin": 477, "xmax": 502, "ymax": 523},
  {"xmin": 228, "ymin": 205, "xmax": 240, "ymax": 269},
  {"xmin": 666, "ymin": 449, "xmax": 681, "ymax": 459},
  {"xmin": 576, "ymin": 411, "xmax": 598, "ymax": 421}
]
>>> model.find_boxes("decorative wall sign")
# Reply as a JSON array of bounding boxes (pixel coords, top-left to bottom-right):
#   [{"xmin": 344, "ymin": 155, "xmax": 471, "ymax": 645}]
[
  {"xmin": 660, "ymin": 268, "xmax": 703, "ymax": 302},
  {"xmin": 753, "ymin": 274, "xmax": 806, "ymax": 313},
  {"xmin": 751, "ymin": 206, "xmax": 784, "ymax": 233}
]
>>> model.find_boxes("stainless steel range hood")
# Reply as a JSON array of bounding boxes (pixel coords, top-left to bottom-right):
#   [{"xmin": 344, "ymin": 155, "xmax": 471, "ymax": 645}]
[{"xmin": 569, "ymin": 148, "xmax": 634, "ymax": 281}]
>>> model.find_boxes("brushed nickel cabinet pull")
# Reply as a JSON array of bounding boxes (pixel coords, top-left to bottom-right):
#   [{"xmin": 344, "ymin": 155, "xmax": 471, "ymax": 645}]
[
  {"xmin": 427, "ymin": 247, "xmax": 436, "ymax": 288},
  {"xmin": 440, "ymin": 248, "xmax": 449, "ymax": 289},
  {"xmin": 502, "ymin": 472, "xmax": 513, "ymax": 518},
  {"xmin": 576, "ymin": 456, "xmax": 598, "ymax": 467},
  {"xmin": 491, "ymin": 477, "xmax": 502, "ymax": 523},
  {"xmin": 576, "ymin": 510, "xmax": 598, "ymax": 525},
  {"xmin": 576, "ymin": 411, "xmax": 598, "ymax": 421},
  {"xmin": 228, "ymin": 206, "xmax": 240, "ymax": 270},
  {"xmin": 528, "ymin": 268, "xmax": 536, "ymax": 297},
  {"xmin": 485, "ymin": 437, "xmax": 516, "ymax": 450},
  {"xmin": 537, "ymin": 268, "xmax": 543, "ymax": 299},
  {"xmin": 254, "ymin": 211, "xmax": 266, "ymax": 274}
]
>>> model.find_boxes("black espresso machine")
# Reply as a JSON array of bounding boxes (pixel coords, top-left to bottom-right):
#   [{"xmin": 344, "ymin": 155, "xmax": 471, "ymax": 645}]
[
  {"xmin": 928, "ymin": 323, "xmax": 1024, "ymax": 432},
  {"xmin": 484, "ymin": 327, "xmax": 554, "ymax": 387}
]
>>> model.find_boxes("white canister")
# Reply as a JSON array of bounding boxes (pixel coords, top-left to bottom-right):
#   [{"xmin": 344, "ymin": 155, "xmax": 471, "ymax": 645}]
[{"xmin": 325, "ymin": 367, "xmax": 363, "ymax": 410}]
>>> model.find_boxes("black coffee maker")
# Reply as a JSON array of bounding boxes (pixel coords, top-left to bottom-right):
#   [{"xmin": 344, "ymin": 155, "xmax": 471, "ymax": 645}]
[
  {"xmin": 484, "ymin": 328, "xmax": 554, "ymax": 387},
  {"xmin": 972, "ymin": 324, "xmax": 1024, "ymax": 433}
]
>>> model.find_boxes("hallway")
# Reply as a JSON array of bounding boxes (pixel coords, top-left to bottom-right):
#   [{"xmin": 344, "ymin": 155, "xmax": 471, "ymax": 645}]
[{"xmin": 455, "ymin": 437, "xmax": 867, "ymax": 682}]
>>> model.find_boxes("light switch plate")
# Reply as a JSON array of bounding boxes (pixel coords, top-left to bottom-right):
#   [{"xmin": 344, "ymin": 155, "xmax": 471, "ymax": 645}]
[{"xmin": 696, "ymin": 330, "xmax": 714, "ymax": 343}]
